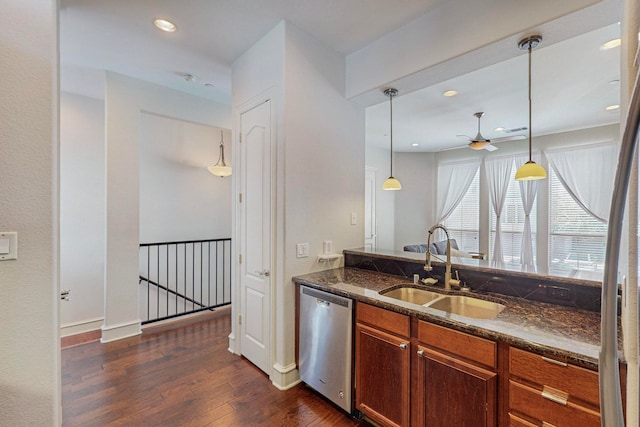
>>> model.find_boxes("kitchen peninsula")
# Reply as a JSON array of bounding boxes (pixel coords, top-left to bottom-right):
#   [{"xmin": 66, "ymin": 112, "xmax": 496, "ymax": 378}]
[{"xmin": 294, "ymin": 248, "xmax": 624, "ymax": 427}]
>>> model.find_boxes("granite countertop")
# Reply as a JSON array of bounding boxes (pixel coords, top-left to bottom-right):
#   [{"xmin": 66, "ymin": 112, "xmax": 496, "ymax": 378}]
[{"xmin": 294, "ymin": 267, "xmax": 617, "ymax": 370}]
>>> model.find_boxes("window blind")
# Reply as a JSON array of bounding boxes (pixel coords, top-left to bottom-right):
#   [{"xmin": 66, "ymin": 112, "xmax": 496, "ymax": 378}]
[
  {"xmin": 549, "ymin": 167, "xmax": 606, "ymax": 275},
  {"xmin": 443, "ymin": 169, "xmax": 480, "ymax": 252}
]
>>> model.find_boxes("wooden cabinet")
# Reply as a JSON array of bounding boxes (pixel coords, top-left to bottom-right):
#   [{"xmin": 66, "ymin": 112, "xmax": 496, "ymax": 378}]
[
  {"xmin": 508, "ymin": 347, "xmax": 601, "ymax": 426},
  {"xmin": 416, "ymin": 321, "xmax": 498, "ymax": 427},
  {"xmin": 355, "ymin": 303, "xmax": 410, "ymax": 427}
]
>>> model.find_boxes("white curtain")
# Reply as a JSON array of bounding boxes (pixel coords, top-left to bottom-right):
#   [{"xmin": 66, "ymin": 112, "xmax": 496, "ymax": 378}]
[
  {"xmin": 436, "ymin": 159, "xmax": 482, "ymax": 223},
  {"xmin": 485, "ymin": 157, "xmax": 513, "ymax": 263},
  {"xmin": 516, "ymin": 155, "xmax": 538, "ymax": 266},
  {"xmin": 545, "ymin": 142, "xmax": 618, "ymax": 223}
]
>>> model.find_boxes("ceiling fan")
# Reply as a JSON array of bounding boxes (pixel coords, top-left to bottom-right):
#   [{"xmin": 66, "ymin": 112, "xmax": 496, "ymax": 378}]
[{"xmin": 456, "ymin": 112, "xmax": 526, "ymax": 151}]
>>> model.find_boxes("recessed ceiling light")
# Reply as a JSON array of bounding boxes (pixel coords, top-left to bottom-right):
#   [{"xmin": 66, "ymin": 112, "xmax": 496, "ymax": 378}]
[
  {"xmin": 494, "ymin": 127, "xmax": 505, "ymax": 132},
  {"xmin": 609, "ymin": 79, "xmax": 620, "ymax": 85},
  {"xmin": 600, "ymin": 38, "xmax": 621, "ymax": 50},
  {"xmin": 154, "ymin": 18, "xmax": 177, "ymax": 32},
  {"xmin": 605, "ymin": 104, "xmax": 620, "ymax": 111},
  {"xmin": 411, "ymin": 143, "xmax": 419, "ymax": 147},
  {"xmin": 443, "ymin": 90, "xmax": 457, "ymax": 97},
  {"xmin": 205, "ymin": 83, "xmax": 215, "ymax": 88},
  {"xmin": 178, "ymin": 73, "xmax": 196, "ymax": 82}
]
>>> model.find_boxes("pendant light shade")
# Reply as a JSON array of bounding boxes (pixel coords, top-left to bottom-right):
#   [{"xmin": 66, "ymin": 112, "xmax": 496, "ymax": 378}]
[
  {"xmin": 207, "ymin": 130, "xmax": 232, "ymax": 177},
  {"xmin": 383, "ymin": 88, "xmax": 401, "ymax": 190},
  {"xmin": 515, "ymin": 35, "xmax": 547, "ymax": 181}
]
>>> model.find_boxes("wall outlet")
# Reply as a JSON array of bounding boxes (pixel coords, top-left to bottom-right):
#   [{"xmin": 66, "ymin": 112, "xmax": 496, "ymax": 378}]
[
  {"xmin": 323, "ymin": 240, "xmax": 332, "ymax": 255},
  {"xmin": 296, "ymin": 243, "xmax": 309, "ymax": 258},
  {"xmin": 350, "ymin": 212, "xmax": 357, "ymax": 225},
  {"xmin": 546, "ymin": 285, "xmax": 572, "ymax": 301}
]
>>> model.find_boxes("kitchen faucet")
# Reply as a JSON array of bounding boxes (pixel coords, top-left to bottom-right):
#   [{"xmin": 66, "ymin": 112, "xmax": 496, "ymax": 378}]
[{"xmin": 424, "ymin": 224, "xmax": 460, "ymax": 290}]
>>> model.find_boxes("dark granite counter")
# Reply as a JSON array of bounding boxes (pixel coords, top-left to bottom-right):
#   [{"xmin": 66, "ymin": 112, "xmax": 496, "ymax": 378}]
[{"xmin": 294, "ymin": 266, "xmax": 619, "ymax": 371}]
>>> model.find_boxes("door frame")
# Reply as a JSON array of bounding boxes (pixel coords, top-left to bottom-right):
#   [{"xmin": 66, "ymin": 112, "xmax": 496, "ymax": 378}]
[{"xmin": 229, "ymin": 88, "xmax": 279, "ymax": 380}]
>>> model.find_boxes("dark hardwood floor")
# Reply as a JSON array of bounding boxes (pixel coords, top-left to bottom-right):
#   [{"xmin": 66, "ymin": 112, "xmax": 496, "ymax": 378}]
[{"xmin": 62, "ymin": 311, "xmax": 369, "ymax": 426}]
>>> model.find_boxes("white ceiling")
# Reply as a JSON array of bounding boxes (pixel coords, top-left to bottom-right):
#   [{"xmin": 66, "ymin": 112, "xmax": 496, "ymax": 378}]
[
  {"xmin": 59, "ymin": 0, "xmax": 445, "ymax": 104},
  {"xmin": 59, "ymin": 0, "xmax": 622, "ymax": 153},
  {"xmin": 368, "ymin": 23, "xmax": 621, "ymax": 152}
]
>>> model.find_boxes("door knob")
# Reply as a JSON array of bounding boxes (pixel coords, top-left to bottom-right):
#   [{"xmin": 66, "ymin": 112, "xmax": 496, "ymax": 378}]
[{"xmin": 256, "ymin": 269, "xmax": 270, "ymax": 277}]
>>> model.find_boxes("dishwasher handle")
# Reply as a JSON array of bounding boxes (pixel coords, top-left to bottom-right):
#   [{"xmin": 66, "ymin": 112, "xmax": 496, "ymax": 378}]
[
  {"xmin": 300, "ymin": 286, "xmax": 352, "ymax": 308},
  {"xmin": 316, "ymin": 298, "xmax": 331, "ymax": 307}
]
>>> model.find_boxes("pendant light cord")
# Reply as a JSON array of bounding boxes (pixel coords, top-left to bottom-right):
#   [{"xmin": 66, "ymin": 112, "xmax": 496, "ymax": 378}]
[
  {"xmin": 390, "ymin": 91, "xmax": 394, "ymax": 176},
  {"xmin": 528, "ymin": 41, "xmax": 533, "ymax": 163}
]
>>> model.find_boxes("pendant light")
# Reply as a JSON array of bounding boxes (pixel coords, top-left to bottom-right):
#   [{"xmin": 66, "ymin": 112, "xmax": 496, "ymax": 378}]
[
  {"xmin": 515, "ymin": 35, "xmax": 547, "ymax": 181},
  {"xmin": 382, "ymin": 88, "xmax": 401, "ymax": 190},
  {"xmin": 207, "ymin": 130, "xmax": 232, "ymax": 177}
]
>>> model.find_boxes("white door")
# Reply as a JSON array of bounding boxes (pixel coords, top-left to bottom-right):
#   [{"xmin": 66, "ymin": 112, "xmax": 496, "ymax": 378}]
[
  {"xmin": 239, "ymin": 99, "xmax": 272, "ymax": 374},
  {"xmin": 365, "ymin": 167, "xmax": 377, "ymax": 250}
]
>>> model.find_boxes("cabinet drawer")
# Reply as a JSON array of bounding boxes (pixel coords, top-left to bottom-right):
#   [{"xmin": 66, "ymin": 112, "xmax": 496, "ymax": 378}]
[
  {"xmin": 356, "ymin": 303, "xmax": 410, "ymax": 338},
  {"xmin": 509, "ymin": 347, "xmax": 599, "ymax": 407},
  {"xmin": 418, "ymin": 321, "xmax": 496, "ymax": 369},
  {"xmin": 508, "ymin": 413, "xmax": 538, "ymax": 427},
  {"xmin": 509, "ymin": 380, "xmax": 600, "ymax": 427}
]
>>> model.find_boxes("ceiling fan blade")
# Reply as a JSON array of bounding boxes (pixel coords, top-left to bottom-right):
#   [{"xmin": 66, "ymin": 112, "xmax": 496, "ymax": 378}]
[
  {"xmin": 484, "ymin": 144, "xmax": 499, "ymax": 152},
  {"xmin": 439, "ymin": 144, "xmax": 470, "ymax": 152},
  {"xmin": 456, "ymin": 134, "xmax": 472, "ymax": 140},
  {"xmin": 490, "ymin": 134, "xmax": 526, "ymax": 143}
]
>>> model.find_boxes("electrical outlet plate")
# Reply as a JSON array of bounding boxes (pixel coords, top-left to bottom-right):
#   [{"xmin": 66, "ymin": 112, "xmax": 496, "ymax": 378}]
[
  {"xmin": 0, "ymin": 232, "xmax": 17, "ymax": 261},
  {"xmin": 296, "ymin": 243, "xmax": 309, "ymax": 258}
]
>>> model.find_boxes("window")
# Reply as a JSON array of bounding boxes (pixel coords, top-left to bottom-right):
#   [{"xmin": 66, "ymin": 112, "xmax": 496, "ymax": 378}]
[
  {"xmin": 489, "ymin": 160, "xmax": 537, "ymax": 265},
  {"xmin": 443, "ymin": 169, "xmax": 480, "ymax": 252},
  {"xmin": 548, "ymin": 167, "xmax": 607, "ymax": 275}
]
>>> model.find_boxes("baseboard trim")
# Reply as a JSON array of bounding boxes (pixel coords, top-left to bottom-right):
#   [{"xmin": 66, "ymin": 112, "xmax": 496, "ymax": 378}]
[
  {"xmin": 61, "ymin": 317, "xmax": 104, "ymax": 337},
  {"xmin": 228, "ymin": 331, "xmax": 238, "ymax": 354},
  {"xmin": 271, "ymin": 362, "xmax": 301, "ymax": 390},
  {"xmin": 101, "ymin": 319, "xmax": 142, "ymax": 343}
]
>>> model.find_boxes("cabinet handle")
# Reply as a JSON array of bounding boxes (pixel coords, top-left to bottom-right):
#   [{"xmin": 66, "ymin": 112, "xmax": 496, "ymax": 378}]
[
  {"xmin": 399, "ymin": 342, "xmax": 407, "ymax": 350},
  {"xmin": 541, "ymin": 386, "xmax": 568, "ymax": 406},
  {"xmin": 417, "ymin": 349, "xmax": 424, "ymax": 357},
  {"xmin": 541, "ymin": 356, "xmax": 567, "ymax": 367}
]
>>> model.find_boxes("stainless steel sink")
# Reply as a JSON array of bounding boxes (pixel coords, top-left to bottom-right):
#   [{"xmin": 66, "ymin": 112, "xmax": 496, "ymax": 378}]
[
  {"xmin": 379, "ymin": 286, "xmax": 505, "ymax": 319},
  {"xmin": 379, "ymin": 286, "xmax": 442, "ymax": 305},
  {"xmin": 427, "ymin": 295, "xmax": 505, "ymax": 319}
]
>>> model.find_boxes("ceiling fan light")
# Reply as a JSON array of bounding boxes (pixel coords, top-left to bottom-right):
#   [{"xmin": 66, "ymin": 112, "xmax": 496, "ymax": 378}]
[
  {"xmin": 469, "ymin": 140, "xmax": 489, "ymax": 150},
  {"xmin": 515, "ymin": 161, "xmax": 547, "ymax": 181},
  {"xmin": 383, "ymin": 176, "xmax": 402, "ymax": 190}
]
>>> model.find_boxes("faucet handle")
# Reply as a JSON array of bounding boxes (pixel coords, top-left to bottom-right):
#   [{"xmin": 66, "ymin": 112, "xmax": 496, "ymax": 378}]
[{"xmin": 449, "ymin": 270, "xmax": 461, "ymax": 288}]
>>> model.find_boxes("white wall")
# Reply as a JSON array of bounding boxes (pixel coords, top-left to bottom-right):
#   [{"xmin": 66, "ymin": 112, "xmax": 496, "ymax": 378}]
[
  {"xmin": 231, "ymin": 21, "xmax": 365, "ymax": 389},
  {"xmin": 365, "ymin": 146, "xmax": 396, "ymax": 250},
  {"xmin": 139, "ymin": 114, "xmax": 231, "ymax": 243},
  {"xmin": 60, "ymin": 92, "xmax": 105, "ymax": 335},
  {"xmin": 394, "ymin": 152, "xmax": 436, "ymax": 250},
  {"xmin": 282, "ymin": 21, "xmax": 365, "ymax": 379},
  {"xmin": 103, "ymin": 72, "xmax": 231, "ymax": 342},
  {"xmin": 0, "ymin": 0, "xmax": 60, "ymax": 425}
]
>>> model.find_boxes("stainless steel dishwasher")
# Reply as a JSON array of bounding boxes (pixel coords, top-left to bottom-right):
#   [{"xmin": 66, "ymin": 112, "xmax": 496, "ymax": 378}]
[{"xmin": 299, "ymin": 285, "xmax": 353, "ymax": 413}]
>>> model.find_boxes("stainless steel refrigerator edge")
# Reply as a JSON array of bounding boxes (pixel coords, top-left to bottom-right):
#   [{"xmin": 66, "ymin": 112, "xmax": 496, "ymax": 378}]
[{"xmin": 299, "ymin": 286, "xmax": 353, "ymax": 413}]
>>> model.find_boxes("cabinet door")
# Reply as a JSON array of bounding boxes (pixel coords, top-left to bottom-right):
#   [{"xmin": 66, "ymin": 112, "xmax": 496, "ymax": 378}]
[
  {"xmin": 417, "ymin": 347, "xmax": 497, "ymax": 427},
  {"xmin": 356, "ymin": 323, "xmax": 410, "ymax": 427}
]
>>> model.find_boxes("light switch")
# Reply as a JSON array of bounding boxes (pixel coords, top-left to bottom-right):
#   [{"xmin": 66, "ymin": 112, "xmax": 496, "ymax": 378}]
[
  {"xmin": 296, "ymin": 243, "xmax": 309, "ymax": 258},
  {"xmin": 0, "ymin": 238, "xmax": 9, "ymax": 254},
  {"xmin": 0, "ymin": 232, "xmax": 17, "ymax": 260}
]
